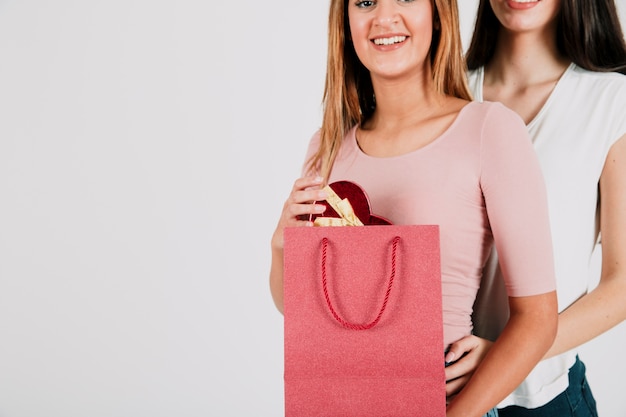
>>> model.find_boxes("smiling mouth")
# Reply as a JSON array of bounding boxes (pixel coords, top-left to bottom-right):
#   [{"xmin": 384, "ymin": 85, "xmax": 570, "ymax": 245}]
[
  {"xmin": 373, "ymin": 36, "xmax": 407, "ymax": 46},
  {"xmin": 510, "ymin": 0, "xmax": 540, "ymax": 3}
]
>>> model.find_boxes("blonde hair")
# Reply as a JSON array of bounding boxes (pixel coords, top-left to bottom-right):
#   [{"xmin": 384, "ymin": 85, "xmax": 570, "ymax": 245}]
[{"xmin": 307, "ymin": 0, "xmax": 471, "ymax": 179}]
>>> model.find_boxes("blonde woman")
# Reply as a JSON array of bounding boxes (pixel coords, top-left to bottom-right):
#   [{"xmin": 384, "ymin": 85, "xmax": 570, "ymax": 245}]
[{"xmin": 270, "ymin": 1, "xmax": 559, "ymax": 415}]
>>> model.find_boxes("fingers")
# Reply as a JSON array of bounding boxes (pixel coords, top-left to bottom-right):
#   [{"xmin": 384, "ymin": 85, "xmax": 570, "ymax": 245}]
[
  {"xmin": 293, "ymin": 175, "xmax": 325, "ymax": 193},
  {"xmin": 445, "ymin": 335, "xmax": 477, "ymax": 364},
  {"xmin": 445, "ymin": 353, "xmax": 475, "ymax": 384},
  {"xmin": 289, "ymin": 176, "xmax": 327, "ymax": 208},
  {"xmin": 446, "ymin": 374, "xmax": 471, "ymax": 397},
  {"xmin": 444, "ymin": 335, "xmax": 493, "ymax": 397},
  {"xmin": 284, "ymin": 176, "xmax": 328, "ymax": 225},
  {"xmin": 272, "ymin": 176, "xmax": 329, "ymax": 251}
]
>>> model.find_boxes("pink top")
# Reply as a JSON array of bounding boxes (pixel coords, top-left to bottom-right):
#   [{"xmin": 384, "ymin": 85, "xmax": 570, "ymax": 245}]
[{"xmin": 303, "ymin": 101, "xmax": 556, "ymax": 347}]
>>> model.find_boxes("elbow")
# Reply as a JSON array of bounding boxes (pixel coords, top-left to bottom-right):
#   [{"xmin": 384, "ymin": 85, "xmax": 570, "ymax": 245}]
[
  {"xmin": 272, "ymin": 292, "xmax": 285, "ymax": 315},
  {"xmin": 269, "ymin": 276, "xmax": 285, "ymax": 315},
  {"xmin": 509, "ymin": 290, "xmax": 558, "ymax": 351},
  {"xmin": 269, "ymin": 249, "xmax": 285, "ymax": 315}
]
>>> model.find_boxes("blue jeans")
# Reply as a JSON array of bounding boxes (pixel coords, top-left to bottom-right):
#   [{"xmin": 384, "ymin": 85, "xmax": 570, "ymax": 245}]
[{"xmin": 498, "ymin": 356, "xmax": 598, "ymax": 417}]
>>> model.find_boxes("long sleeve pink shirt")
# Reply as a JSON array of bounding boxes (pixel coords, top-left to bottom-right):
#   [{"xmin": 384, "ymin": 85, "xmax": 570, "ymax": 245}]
[{"xmin": 303, "ymin": 101, "xmax": 556, "ymax": 347}]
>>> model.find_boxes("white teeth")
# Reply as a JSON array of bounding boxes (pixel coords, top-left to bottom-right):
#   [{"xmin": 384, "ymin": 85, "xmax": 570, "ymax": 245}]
[
  {"xmin": 511, "ymin": 0, "xmax": 539, "ymax": 3},
  {"xmin": 374, "ymin": 36, "xmax": 406, "ymax": 46}
]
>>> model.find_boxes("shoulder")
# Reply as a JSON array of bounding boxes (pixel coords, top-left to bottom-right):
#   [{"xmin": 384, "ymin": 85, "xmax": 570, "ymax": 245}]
[
  {"xmin": 452, "ymin": 102, "xmax": 531, "ymax": 167},
  {"xmin": 303, "ymin": 128, "xmax": 322, "ymax": 156},
  {"xmin": 560, "ymin": 65, "xmax": 626, "ymax": 140},
  {"xmin": 462, "ymin": 102, "xmax": 534, "ymax": 164},
  {"xmin": 309, "ymin": 128, "xmax": 322, "ymax": 145},
  {"xmin": 303, "ymin": 125, "xmax": 359, "ymax": 161},
  {"xmin": 461, "ymin": 100, "xmax": 526, "ymax": 131},
  {"xmin": 307, "ymin": 125, "xmax": 359, "ymax": 145},
  {"xmin": 566, "ymin": 64, "xmax": 626, "ymax": 94}
]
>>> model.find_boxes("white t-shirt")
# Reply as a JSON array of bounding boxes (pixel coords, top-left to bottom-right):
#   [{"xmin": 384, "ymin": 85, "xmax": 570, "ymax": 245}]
[{"xmin": 468, "ymin": 63, "xmax": 626, "ymax": 409}]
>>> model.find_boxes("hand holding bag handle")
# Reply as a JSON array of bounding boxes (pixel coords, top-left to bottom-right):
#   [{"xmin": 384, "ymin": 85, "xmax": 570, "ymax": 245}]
[{"xmin": 320, "ymin": 236, "xmax": 401, "ymax": 331}]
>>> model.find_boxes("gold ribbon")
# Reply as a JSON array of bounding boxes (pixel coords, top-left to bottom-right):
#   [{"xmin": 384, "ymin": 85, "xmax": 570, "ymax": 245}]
[{"xmin": 313, "ymin": 185, "xmax": 364, "ymax": 227}]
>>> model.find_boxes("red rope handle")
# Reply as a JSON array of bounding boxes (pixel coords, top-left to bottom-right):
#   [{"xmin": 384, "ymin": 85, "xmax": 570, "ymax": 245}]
[{"xmin": 320, "ymin": 236, "xmax": 400, "ymax": 330}]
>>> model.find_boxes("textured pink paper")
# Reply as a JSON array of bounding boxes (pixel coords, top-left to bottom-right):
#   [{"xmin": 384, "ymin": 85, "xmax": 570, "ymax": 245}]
[{"xmin": 284, "ymin": 225, "xmax": 445, "ymax": 417}]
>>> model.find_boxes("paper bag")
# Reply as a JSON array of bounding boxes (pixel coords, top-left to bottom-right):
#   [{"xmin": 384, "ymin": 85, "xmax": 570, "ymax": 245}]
[{"xmin": 283, "ymin": 225, "xmax": 445, "ymax": 416}]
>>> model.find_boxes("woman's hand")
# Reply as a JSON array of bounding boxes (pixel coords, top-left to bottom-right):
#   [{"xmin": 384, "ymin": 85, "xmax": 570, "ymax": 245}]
[
  {"xmin": 271, "ymin": 176, "xmax": 328, "ymax": 250},
  {"xmin": 269, "ymin": 176, "xmax": 328, "ymax": 313},
  {"xmin": 444, "ymin": 335, "xmax": 493, "ymax": 397}
]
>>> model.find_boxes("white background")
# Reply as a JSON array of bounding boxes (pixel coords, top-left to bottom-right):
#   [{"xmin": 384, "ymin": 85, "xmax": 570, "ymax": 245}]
[{"xmin": 0, "ymin": 1, "xmax": 625, "ymax": 416}]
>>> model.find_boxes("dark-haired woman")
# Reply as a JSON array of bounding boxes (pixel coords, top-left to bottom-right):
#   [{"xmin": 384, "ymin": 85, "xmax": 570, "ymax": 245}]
[{"xmin": 444, "ymin": 0, "xmax": 626, "ymax": 416}]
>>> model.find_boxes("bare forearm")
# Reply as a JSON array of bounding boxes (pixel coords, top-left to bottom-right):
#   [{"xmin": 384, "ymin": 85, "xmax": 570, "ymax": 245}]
[
  {"xmin": 447, "ymin": 293, "xmax": 557, "ymax": 417},
  {"xmin": 546, "ymin": 274, "xmax": 626, "ymax": 358}
]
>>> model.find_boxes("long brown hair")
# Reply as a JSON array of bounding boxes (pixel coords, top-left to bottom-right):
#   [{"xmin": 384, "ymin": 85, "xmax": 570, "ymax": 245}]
[
  {"xmin": 307, "ymin": 0, "xmax": 472, "ymax": 179},
  {"xmin": 466, "ymin": 0, "xmax": 626, "ymax": 74}
]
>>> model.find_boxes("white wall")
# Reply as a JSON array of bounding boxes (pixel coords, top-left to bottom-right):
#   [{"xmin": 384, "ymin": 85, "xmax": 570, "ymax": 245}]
[{"xmin": 0, "ymin": 1, "xmax": 624, "ymax": 416}]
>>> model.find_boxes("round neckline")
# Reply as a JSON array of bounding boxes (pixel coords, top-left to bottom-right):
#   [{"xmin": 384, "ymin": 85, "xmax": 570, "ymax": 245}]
[{"xmin": 350, "ymin": 101, "xmax": 476, "ymax": 160}]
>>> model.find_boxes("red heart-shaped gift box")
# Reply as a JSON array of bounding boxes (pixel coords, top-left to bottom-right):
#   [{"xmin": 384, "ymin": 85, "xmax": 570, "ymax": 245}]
[{"xmin": 310, "ymin": 180, "xmax": 392, "ymax": 226}]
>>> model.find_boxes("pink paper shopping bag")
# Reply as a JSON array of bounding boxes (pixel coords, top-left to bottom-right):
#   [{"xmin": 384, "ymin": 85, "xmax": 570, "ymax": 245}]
[{"xmin": 283, "ymin": 225, "xmax": 445, "ymax": 417}]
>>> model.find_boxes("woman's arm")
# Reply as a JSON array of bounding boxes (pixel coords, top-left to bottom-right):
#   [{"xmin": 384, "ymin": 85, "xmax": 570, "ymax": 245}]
[
  {"xmin": 545, "ymin": 134, "xmax": 626, "ymax": 358},
  {"xmin": 446, "ymin": 292, "xmax": 557, "ymax": 417},
  {"xmin": 444, "ymin": 134, "xmax": 626, "ymax": 400},
  {"xmin": 446, "ymin": 104, "xmax": 559, "ymax": 416},
  {"xmin": 269, "ymin": 176, "xmax": 327, "ymax": 314}
]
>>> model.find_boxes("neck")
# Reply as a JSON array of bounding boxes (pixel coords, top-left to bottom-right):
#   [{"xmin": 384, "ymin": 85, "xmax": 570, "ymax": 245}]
[
  {"xmin": 486, "ymin": 26, "xmax": 569, "ymax": 85},
  {"xmin": 368, "ymin": 71, "xmax": 444, "ymax": 129}
]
